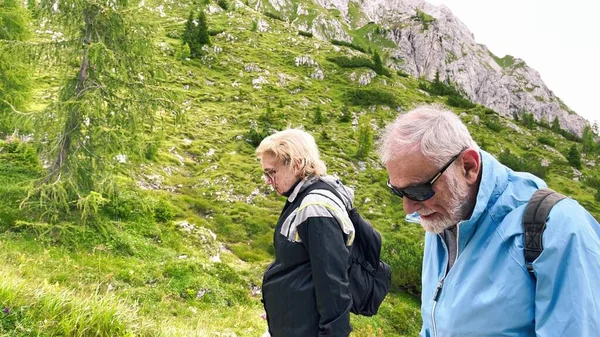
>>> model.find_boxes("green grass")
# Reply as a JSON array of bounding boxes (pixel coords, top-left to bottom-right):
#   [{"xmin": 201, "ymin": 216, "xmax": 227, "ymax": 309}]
[{"xmin": 1, "ymin": 0, "xmax": 599, "ymax": 336}]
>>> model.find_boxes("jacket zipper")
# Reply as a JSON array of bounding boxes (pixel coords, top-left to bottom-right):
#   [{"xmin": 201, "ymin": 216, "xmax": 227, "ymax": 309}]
[{"xmin": 432, "ymin": 222, "xmax": 462, "ymax": 337}]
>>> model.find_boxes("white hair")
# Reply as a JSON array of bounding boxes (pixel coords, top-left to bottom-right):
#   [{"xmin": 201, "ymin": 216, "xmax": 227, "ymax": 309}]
[{"xmin": 379, "ymin": 104, "xmax": 479, "ymax": 166}]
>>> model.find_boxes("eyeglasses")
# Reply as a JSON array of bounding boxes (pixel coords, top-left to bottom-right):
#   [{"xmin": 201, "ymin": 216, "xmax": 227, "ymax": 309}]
[
  {"xmin": 263, "ymin": 168, "xmax": 277, "ymax": 182},
  {"xmin": 387, "ymin": 148, "xmax": 467, "ymax": 202}
]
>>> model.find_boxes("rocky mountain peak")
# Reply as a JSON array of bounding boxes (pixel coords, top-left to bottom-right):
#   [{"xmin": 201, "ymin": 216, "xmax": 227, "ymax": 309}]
[{"xmin": 261, "ymin": 0, "xmax": 589, "ymax": 136}]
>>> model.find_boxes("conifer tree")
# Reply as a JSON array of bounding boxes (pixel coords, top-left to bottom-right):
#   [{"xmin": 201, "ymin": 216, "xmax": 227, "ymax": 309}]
[
  {"xmin": 0, "ymin": 0, "xmax": 32, "ymax": 135},
  {"xmin": 567, "ymin": 145, "xmax": 582, "ymax": 169},
  {"xmin": 182, "ymin": 11, "xmax": 199, "ymax": 57},
  {"xmin": 551, "ymin": 116, "xmax": 561, "ymax": 132},
  {"xmin": 582, "ymin": 125, "xmax": 595, "ymax": 154},
  {"xmin": 197, "ymin": 10, "xmax": 210, "ymax": 48},
  {"xmin": 373, "ymin": 51, "xmax": 383, "ymax": 73},
  {"xmin": 26, "ymin": 0, "xmax": 172, "ymax": 222}
]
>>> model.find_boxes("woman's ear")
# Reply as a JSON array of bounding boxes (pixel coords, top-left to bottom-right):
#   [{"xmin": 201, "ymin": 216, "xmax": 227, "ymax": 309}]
[
  {"xmin": 293, "ymin": 158, "xmax": 305, "ymax": 177},
  {"xmin": 461, "ymin": 149, "xmax": 480, "ymax": 185}
]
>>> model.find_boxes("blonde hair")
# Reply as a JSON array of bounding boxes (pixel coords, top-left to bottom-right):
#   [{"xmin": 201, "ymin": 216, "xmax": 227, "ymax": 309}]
[{"xmin": 256, "ymin": 129, "xmax": 327, "ymax": 178}]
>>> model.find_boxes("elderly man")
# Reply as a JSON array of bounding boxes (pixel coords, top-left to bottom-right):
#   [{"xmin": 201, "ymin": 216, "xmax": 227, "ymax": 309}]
[{"xmin": 380, "ymin": 105, "xmax": 600, "ymax": 336}]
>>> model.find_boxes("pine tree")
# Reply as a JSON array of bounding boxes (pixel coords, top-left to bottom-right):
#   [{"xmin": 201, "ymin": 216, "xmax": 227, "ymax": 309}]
[
  {"xmin": 197, "ymin": 10, "xmax": 210, "ymax": 48},
  {"xmin": 582, "ymin": 125, "xmax": 595, "ymax": 154},
  {"xmin": 373, "ymin": 51, "xmax": 383, "ymax": 74},
  {"xmin": 567, "ymin": 145, "xmax": 582, "ymax": 169},
  {"xmin": 26, "ymin": 0, "xmax": 173, "ymax": 222},
  {"xmin": 551, "ymin": 116, "xmax": 561, "ymax": 132},
  {"xmin": 0, "ymin": 0, "xmax": 32, "ymax": 135},
  {"xmin": 182, "ymin": 11, "xmax": 199, "ymax": 58},
  {"xmin": 356, "ymin": 116, "xmax": 373, "ymax": 159}
]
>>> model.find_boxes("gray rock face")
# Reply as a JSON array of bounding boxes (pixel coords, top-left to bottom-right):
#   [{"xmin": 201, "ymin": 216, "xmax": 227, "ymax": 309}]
[{"xmin": 258, "ymin": 0, "xmax": 589, "ymax": 136}]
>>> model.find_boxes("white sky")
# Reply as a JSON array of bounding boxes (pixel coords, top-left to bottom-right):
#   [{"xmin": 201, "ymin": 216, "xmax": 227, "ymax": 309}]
[{"xmin": 426, "ymin": 0, "xmax": 600, "ymax": 127}]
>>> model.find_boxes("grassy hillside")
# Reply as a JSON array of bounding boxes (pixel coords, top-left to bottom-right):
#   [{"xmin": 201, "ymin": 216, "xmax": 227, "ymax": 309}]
[{"xmin": 1, "ymin": 0, "xmax": 599, "ymax": 336}]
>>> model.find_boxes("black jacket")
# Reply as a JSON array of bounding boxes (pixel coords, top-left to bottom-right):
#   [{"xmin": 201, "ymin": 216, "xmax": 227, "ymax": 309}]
[{"xmin": 262, "ymin": 176, "xmax": 355, "ymax": 337}]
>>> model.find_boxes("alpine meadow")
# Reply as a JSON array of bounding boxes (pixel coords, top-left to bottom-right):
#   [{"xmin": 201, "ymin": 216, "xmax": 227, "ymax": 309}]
[{"xmin": 1, "ymin": 0, "xmax": 599, "ymax": 336}]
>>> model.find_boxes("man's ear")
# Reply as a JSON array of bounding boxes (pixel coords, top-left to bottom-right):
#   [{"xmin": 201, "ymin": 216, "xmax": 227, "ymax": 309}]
[{"xmin": 461, "ymin": 148, "xmax": 480, "ymax": 185}]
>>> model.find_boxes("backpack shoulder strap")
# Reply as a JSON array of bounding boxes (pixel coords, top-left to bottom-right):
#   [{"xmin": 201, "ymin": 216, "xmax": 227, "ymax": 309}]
[{"xmin": 523, "ymin": 188, "xmax": 567, "ymax": 278}]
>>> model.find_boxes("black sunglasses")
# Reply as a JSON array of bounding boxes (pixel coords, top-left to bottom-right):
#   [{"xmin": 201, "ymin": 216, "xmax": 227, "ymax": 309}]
[{"xmin": 387, "ymin": 148, "xmax": 467, "ymax": 202}]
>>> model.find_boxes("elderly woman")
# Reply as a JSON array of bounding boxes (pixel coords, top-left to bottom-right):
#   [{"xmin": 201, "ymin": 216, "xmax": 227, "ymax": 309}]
[{"xmin": 256, "ymin": 129, "xmax": 355, "ymax": 337}]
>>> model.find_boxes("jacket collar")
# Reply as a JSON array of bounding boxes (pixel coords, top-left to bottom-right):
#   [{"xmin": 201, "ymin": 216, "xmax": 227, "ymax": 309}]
[{"xmin": 454, "ymin": 150, "xmax": 509, "ymax": 254}]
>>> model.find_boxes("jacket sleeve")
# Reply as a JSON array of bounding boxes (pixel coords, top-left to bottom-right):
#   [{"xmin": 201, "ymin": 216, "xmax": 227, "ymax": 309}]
[
  {"xmin": 297, "ymin": 204, "xmax": 352, "ymax": 337},
  {"xmin": 533, "ymin": 199, "xmax": 600, "ymax": 336}
]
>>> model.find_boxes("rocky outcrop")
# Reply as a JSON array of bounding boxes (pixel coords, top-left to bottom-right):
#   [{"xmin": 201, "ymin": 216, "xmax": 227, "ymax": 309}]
[{"xmin": 256, "ymin": 0, "xmax": 589, "ymax": 136}]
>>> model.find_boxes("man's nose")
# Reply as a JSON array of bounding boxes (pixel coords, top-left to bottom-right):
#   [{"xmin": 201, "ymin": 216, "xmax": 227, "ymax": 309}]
[{"xmin": 403, "ymin": 197, "xmax": 421, "ymax": 214}]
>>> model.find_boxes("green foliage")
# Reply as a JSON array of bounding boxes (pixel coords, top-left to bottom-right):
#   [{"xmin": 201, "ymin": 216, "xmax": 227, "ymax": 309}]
[
  {"xmin": 345, "ymin": 88, "xmax": 397, "ymax": 107},
  {"xmin": 154, "ymin": 199, "xmax": 175, "ymax": 223},
  {"xmin": 264, "ymin": 11, "xmax": 284, "ymax": 21},
  {"xmin": 446, "ymin": 95, "xmax": 475, "ymax": 109},
  {"xmin": 313, "ymin": 106, "xmax": 324, "ymax": 124},
  {"xmin": 498, "ymin": 150, "xmax": 548, "ymax": 179},
  {"xmin": 412, "ymin": 9, "xmax": 435, "ymax": 29},
  {"xmin": 298, "ymin": 30, "xmax": 313, "ymax": 38},
  {"xmin": 0, "ymin": 0, "xmax": 32, "ymax": 135},
  {"xmin": 520, "ymin": 112, "xmax": 536, "ymax": 130},
  {"xmin": 339, "ymin": 105, "xmax": 351, "ymax": 123},
  {"xmin": 396, "ymin": 69, "xmax": 410, "ymax": 77},
  {"xmin": 355, "ymin": 116, "xmax": 373, "ymax": 159},
  {"xmin": 567, "ymin": 145, "xmax": 582, "ymax": 169},
  {"xmin": 327, "ymin": 55, "xmax": 374, "ymax": 69},
  {"xmin": 491, "ymin": 54, "xmax": 516, "ymax": 68},
  {"xmin": 484, "ymin": 119, "xmax": 503, "ymax": 132},
  {"xmin": 330, "ymin": 39, "xmax": 367, "ymax": 53},
  {"xmin": 250, "ymin": 20, "xmax": 258, "ymax": 32},
  {"xmin": 582, "ymin": 125, "xmax": 595, "ymax": 154},
  {"xmin": 197, "ymin": 10, "xmax": 211, "ymax": 47},
  {"xmin": 537, "ymin": 136, "xmax": 556, "ymax": 147},
  {"xmin": 383, "ymin": 230, "xmax": 423, "ymax": 294},
  {"xmin": 551, "ymin": 116, "xmax": 561, "ymax": 132},
  {"xmin": 217, "ymin": 0, "xmax": 229, "ymax": 10},
  {"xmin": 182, "ymin": 11, "xmax": 200, "ymax": 57},
  {"xmin": 372, "ymin": 51, "xmax": 391, "ymax": 77},
  {"xmin": 0, "ymin": 271, "xmax": 157, "ymax": 336},
  {"xmin": 27, "ymin": 0, "xmax": 173, "ymax": 222}
]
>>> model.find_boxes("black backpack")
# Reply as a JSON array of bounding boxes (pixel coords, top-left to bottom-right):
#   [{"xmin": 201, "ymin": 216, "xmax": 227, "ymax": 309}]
[
  {"xmin": 303, "ymin": 180, "xmax": 392, "ymax": 316},
  {"xmin": 523, "ymin": 188, "xmax": 567, "ymax": 279}
]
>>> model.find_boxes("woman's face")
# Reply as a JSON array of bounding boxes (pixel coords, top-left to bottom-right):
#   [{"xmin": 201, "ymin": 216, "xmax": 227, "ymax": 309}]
[{"xmin": 260, "ymin": 154, "xmax": 301, "ymax": 196}]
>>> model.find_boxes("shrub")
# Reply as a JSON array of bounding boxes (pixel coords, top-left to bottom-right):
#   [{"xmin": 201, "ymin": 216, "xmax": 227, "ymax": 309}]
[
  {"xmin": 396, "ymin": 69, "xmax": 409, "ymax": 77},
  {"xmin": 382, "ymin": 231, "xmax": 423, "ymax": 295},
  {"xmin": 326, "ymin": 56, "xmax": 373, "ymax": 69},
  {"xmin": 217, "ymin": 0, "xmax": 229, "ymax": 10},
  {"xmin": 537, "ymin": 136, "xmax": 555, "ymax": 147},
  {"xmin": 446, "ymin": 94, "xmax": 475, "ymax": 109},
  {"xmin": 339, "ymin": 105, "xmax": 351, "ymax": 123},
  {"xmin": 264, "ymin": 11, "xmax": 284, "ymax": 21},
  {"xmin": 298, "ymin": 30, "xmax": 313, "ymax": 38},
  {"xmin": 345, "ymin": 88, "xmax": 397, "ymax": 107},
  {"xmin": 330, "ymin": 39, "xmax": 367, "ymax": 53},
  {"xmin": 498, "ymin": 150, "xmax": 548, "ymax": 179},
  {"xmin": 246, "ymin": 127, "xmax": 269, "ymax": 147},
  {"xmin": 154, "ymin": 200, "xmax": 175, "ymax": 223},
  {"xmin": 484, "ymin": 119, "xmax": 503, "ymax": 132}
]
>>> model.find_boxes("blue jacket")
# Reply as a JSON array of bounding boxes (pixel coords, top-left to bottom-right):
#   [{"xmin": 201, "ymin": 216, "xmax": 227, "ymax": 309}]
[{"xmin": 420, "ymin": 150, "xmax": 600, "ymax": 337}]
